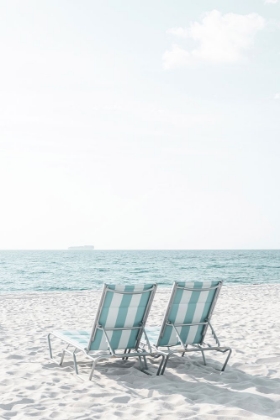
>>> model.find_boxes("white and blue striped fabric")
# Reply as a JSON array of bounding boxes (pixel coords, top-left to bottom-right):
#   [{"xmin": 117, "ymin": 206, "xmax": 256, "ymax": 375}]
[
  {"xmin": 54, "ymin": 283, "xmax": 156, "ymax": 353},
  {"xmin": 156, "ymin": 281, "xmax": 221, "ymax": 347}
]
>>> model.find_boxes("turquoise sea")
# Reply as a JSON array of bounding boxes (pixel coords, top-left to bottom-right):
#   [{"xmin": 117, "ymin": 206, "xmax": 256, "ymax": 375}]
[{"xmin": 0, "ymin": 250, "xmax": 279, "ymax": 293}]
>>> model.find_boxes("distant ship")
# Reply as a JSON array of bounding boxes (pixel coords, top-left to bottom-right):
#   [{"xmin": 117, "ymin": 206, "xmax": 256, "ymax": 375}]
[{"xmin": 68, "ymin": 245, "xmax": 94, "ymax": 250}]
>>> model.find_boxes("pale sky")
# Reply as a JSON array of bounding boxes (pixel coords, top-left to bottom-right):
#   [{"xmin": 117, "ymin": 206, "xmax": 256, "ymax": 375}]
[{"xmin": 1, "ymin": 0, "xmax": 280, "ymax": 250}]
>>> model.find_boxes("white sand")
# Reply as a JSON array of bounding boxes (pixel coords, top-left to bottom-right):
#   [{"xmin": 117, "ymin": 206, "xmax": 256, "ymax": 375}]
[{"xmin": 1, "ymin": 285, "xmax": 280, "ymax": 419}]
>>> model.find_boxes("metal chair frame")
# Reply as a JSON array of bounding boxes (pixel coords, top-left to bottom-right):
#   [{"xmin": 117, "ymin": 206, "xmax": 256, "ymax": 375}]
[
  {"xmin": 150, "ymin": 281, "xmax": 232, "ymax": 375},
  {"xmin": 48, "ymin": 284, "xmax": 163, "ymax": 380}
]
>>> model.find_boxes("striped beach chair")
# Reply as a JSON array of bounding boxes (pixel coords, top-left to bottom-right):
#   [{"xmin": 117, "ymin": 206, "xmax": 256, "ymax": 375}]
[
  {"xmin": 147, "ymin": 281, "xmax": 232, "ymax": 375},
  {"xmin": 48, "ymin": 283, "xmax": 160, "ymax": 380}
]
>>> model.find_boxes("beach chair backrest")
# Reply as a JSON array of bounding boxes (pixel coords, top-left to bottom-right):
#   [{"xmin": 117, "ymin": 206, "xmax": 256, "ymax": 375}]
[
  {"xmin": 156, "ymin": 281, "xmax": 222, "ymax": 347},
  {"xmin": 88, "ymin": 284, "xmax": 157, "ymax": 351}
]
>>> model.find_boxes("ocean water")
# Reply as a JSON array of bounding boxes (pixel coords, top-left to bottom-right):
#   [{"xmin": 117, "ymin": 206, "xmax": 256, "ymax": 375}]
[{"xmin": 0, "ymin": 250, "xmax": 279, "ymax": 293}]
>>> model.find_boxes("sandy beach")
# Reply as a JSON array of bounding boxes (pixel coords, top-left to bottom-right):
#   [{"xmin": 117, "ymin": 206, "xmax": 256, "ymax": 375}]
[{"xmin": 1, "ymin": 284, "xmax": 280, "ymax": 419}]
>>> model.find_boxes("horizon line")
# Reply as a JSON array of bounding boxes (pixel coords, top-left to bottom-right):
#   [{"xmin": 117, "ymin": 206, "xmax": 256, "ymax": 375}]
[{"xmin": 0, "ymin": 248, "xmax": 280, "ymax": 251}]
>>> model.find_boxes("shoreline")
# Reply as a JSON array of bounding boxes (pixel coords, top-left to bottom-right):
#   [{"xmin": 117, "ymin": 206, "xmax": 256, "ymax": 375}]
[{"xmin": 1, "ymin": 281, "xmax": 280, "ymax": 298}]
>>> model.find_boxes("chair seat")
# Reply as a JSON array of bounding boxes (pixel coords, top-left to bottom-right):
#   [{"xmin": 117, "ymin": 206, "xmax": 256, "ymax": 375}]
[{"xmin": 52, "ymin": 330, "xmax": 90, "ymax": 350}]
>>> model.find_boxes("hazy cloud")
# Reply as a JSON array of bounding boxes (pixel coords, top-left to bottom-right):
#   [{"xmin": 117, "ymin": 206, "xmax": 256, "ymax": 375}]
[{"xmin": 163, "ymin": 10, "xmax": 265, "ymax": 69}]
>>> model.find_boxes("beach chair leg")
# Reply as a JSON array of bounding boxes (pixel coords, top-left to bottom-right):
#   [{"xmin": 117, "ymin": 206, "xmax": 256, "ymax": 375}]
[
  {"xmin": 60, "ymin": 350, "xmax": 66, "ymax": 366},
  {"xmin": 142, "ymin": 355, "xmax": 148, "ymax": 370},
  {"xmin": 59, "ymin": 345, "xmax": 70, "ymax": 366},
  {"xmin": 156, "ymin": 355, "xmax": 165, "ymax": 376},
  {"xmin": 72, "ymin": 351, "xmax": 79, "ymax": 375},
  {"xmin": 47, "ymin": 334, "xmax": 70, "ymax": 368},
  {"xmin": 47, "ymin": 334, "xmax": 53, "ymax": 359},
  {"xmin": 89, "ymin": 356, "xmax": 110, "ymax": 381},
  {"xmin": 201, "ymin": 349, "xmax": 206, "ymax": 366},
  {"xmin": 160, "ymin": 355, "xmax": 170, "ymax": 375},
  {"xmin": 137, "ymin": 355, "xmax": 149, "ymax": 373},
  {"xmin": 89, "ymin": 362, "xmax": 96, "ymax": 381},
  {"xmin": 181, "ymin": 344, "xmax": 188, "ymax": 357},
  {"xmin": 89, "ymin": 358, "xmax": 103, "ymax": 381},
  {"xmin": 221, "ymin": 348, "xmax": 232, "ymax": 372},
  {"xmin": 138, "ymin": 356, "xmax": 144, "ymax": 370},
  {"xmin": 123, "ymin": 349, "xmax": 131, "ymax": 361}
]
